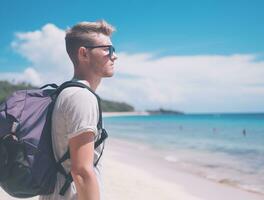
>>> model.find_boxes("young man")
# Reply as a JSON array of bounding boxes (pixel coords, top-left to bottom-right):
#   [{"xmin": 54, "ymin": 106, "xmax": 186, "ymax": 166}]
[{"xmin": 39, "ymin": 20, "xmax": 117, "ymax": 200}]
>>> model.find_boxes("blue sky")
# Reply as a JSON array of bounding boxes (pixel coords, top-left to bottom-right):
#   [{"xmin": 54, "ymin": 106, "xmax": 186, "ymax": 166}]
[{"xmin": 0, "ymin": 0, "xmax": 264, "ymax": 112}]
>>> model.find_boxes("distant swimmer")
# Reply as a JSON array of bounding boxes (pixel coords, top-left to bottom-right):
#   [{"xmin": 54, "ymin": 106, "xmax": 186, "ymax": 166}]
[
  {"xmin": 242, "ymin": 129, "xmax": 246, "ymax": 136},
  {"xmin": 213, "ymin": 128, "xmax": 217, "ymax": 133}
]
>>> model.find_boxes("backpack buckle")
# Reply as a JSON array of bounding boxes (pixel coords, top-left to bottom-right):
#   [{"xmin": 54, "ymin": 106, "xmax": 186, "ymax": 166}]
[{"xmin": 11, "ymin": 122, "xmax": 19, "ymax": 133}]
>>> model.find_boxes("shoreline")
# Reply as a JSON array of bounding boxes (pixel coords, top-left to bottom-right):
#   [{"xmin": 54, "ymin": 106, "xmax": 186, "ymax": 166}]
[
  {"xmin": 102, "ymin": 111, "xmax": 264, "ymax": 197},
  {"xmin": 103, "ymin": 137, "xmax": 264, "ymax": 200}
]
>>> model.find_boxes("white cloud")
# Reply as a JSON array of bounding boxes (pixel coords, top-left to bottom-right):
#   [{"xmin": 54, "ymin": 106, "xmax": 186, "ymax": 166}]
[
  {"xmin": 1, "ymin": 24, "xmax": 264, "ymax": 112},
  {"xmin": 10, "ymin": 23, "xmax": 73, "ymax": 84},
  {"xmin": 0, "ymin": 68, "xmax": 41, "ymax": 85},
  {"xmin": 100, "ymin": 53, "xmax": 264, "ymax": 112}
]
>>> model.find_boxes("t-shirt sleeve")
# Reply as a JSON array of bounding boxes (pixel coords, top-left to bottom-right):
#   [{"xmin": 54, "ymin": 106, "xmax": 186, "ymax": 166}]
[{"xmin": 61, "ymin": 88, "xmax": 99, "ymax": 139}]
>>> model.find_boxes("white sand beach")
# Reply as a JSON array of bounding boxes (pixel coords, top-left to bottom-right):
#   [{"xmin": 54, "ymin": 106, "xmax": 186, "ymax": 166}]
[
  {"xmin": 102, "ymin": 111, "xmax": 150, "ymax": 117},
  {"xmin": 1, "ymin": 112, "xmax": 263, "ymax": 200}
]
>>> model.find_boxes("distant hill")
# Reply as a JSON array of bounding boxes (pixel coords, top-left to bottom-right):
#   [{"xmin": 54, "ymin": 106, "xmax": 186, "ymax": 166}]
[
  {"xmin": 146, "ymin": 108, "xmax": 184, "ymax": 115},
  {"xmin": 0, "ymin": 81, "xmax": 134, "ymax": 112},
  {"xmin": 101, "ymin": 99, "xmax": 134, "ymax": 112}
]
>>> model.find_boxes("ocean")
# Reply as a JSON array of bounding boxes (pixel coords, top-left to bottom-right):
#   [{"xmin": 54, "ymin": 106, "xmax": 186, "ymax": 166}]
[{"xmin": 104, "ymin": 113, "xmax": 264, "ymax": 194}]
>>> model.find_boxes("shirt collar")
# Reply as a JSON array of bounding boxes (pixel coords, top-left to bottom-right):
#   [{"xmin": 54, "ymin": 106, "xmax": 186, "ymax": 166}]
[{"xmin": 71, "ymin": 78, "xmax": 91, "ymax": 87}]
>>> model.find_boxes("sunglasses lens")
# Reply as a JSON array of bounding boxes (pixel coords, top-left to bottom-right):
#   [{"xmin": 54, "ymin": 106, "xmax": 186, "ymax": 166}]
[{"xmin": 109, "ymin": 46, "xmax": 115, "ymax": 57}]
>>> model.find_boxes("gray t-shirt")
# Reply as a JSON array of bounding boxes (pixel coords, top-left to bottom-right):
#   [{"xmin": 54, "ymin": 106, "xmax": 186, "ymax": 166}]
[{"xmin": 39, "ymin": 80, "xmax": 104, "ymax": 200}]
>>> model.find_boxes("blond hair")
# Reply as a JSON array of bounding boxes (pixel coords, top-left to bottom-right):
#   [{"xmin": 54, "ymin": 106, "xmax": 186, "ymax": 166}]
[{"xmin": 65, "ymin": 20, "xmax": 116, "ymax": 65}]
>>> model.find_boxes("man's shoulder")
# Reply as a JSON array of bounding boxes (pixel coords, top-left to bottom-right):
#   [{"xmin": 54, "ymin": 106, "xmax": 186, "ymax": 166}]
[{"xmin": 54, "ymin": 83, "xmax": 98, "ymax": 113}]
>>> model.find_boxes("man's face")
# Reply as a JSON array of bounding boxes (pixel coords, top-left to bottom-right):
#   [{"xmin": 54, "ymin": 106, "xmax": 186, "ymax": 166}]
[{"xmin": 85, "ymin": 33, "xmax": 117, "ymax": 78}]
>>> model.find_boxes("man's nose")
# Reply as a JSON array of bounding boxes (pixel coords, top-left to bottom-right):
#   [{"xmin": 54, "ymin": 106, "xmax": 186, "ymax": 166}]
[{"xmin": 111, "ymin": 52, "xmax": 118, "ymax": 61}]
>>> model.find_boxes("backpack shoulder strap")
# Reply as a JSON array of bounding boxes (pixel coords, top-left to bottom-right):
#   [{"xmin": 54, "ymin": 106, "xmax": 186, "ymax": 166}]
[{"xmin": 53, "ymin": 81, "xmax": 108, "ymax": 196}]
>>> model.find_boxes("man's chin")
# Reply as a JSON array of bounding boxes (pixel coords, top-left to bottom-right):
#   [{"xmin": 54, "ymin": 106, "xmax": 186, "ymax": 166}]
[{"xmin": 103, "ymin": 72, "xmax": 114, "ymax": 78}]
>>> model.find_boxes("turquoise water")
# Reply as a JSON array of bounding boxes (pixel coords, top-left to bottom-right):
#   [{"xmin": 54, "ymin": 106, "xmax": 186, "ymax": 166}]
[{"xmin": 104, "ymin": 113, "xmax": 264, "ymax": 194}]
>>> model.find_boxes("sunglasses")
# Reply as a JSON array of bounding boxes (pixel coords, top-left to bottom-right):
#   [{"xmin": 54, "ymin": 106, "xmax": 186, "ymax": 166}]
[{"xmin": 84, "ymin": 45, "xmax": 115, "ymax": 58}]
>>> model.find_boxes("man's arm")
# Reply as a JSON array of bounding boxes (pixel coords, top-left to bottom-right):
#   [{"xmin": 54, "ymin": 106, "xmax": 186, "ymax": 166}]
[{"xmin": 69, "ymin": 132, "xmax": 100, "ymax": 200}]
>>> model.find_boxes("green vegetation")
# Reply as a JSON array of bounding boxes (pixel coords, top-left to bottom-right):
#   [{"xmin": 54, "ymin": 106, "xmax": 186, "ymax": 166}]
[
  {"xmin": 0, "ymin": 81, "xmax": 134, "ymax": 112},
  {"xmin": 101, "ymin": 99, "xmax": 134, "ymax": 112},
  {"xmin": 0, "ymin": 81, "xmax": 36, "ymax": 102}
]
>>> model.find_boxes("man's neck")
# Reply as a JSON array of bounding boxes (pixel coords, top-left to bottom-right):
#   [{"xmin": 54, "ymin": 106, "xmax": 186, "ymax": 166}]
[{"xmin": 72, "ymin": 74, "xmax": 101, "ymax": 92}]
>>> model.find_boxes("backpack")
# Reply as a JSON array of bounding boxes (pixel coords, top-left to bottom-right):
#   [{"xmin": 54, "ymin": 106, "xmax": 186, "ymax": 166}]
[{"xmin": 0, "ymin": 81, "xmax": 108, "ymax": 198}]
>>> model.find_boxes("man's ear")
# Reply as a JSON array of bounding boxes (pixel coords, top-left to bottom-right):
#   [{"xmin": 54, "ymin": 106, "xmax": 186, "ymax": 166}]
[{"xmin": 78, "ymin": 47, "xmax": 89, "ymax": 61}]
